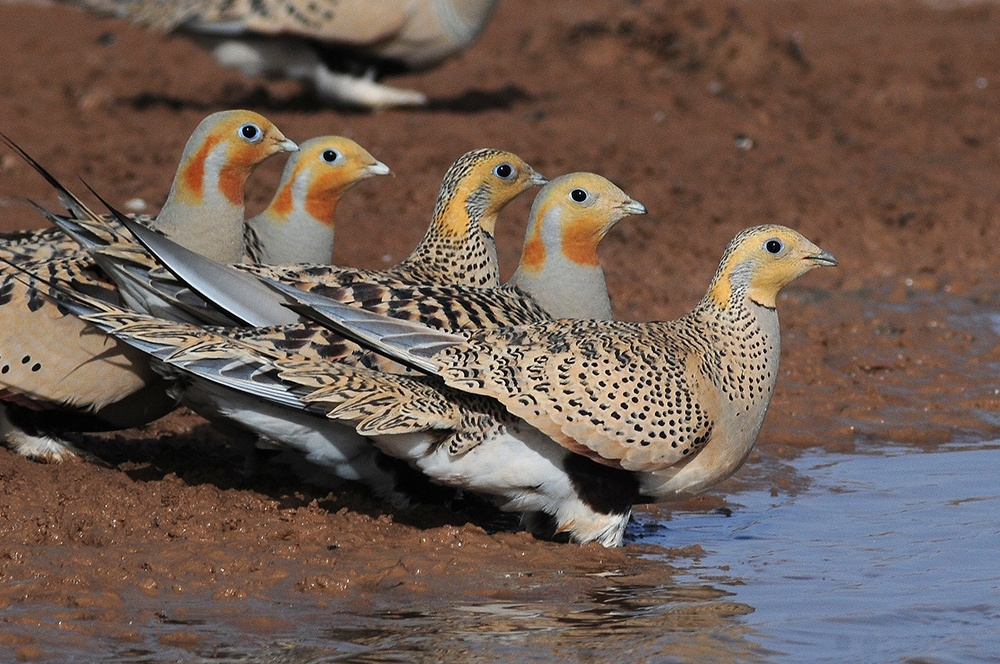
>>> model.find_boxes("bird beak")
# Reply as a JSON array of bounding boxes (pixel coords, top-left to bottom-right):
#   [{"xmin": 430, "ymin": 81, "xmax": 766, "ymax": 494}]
[
  {"xmin": 620, "ymin": 198, "xmax": 647, "ymax": 216},
  {"xmin": 276, "ymin": 138, "xmax": 299, "ymax": 153},
  {"xmin": 368, "ymin": 160, "xmax": 391, "ymax": 176},
  {"xmin": 529, "ymin": 169, "xmax": 548, "ymax": 186},
  {"xmin": 809, "ymin": 248, "xmax": 838, "ymax": 267}
]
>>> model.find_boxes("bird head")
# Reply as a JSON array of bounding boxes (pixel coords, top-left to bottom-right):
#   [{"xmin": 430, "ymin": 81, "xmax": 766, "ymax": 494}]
[
  {"xmin": 433, "ymin": 148, "xmax": 547, "ymax": 238},
  {"xmin": 707, "ymin": 225, "xmax": 837, "ymax": 308},
  {"xmin": 518, "ymin": 172, "xmax": 646, "ymax": 273},
  {"xmin": 176, "ymin": 109, "xmax": 298, "ymax": 207},
  {"xmin": 266, "ymin": 135, "xmax": 389, "ymax": 225}
]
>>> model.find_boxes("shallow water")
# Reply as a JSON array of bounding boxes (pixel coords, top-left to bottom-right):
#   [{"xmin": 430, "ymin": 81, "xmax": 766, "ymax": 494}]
[
  {"xmin": 638, "ymin": 442, "xmax": 1000, "ymax": 664},
  {"xmin": 60, "ymin": 442, "xmax": 993, "ymax": 663}
]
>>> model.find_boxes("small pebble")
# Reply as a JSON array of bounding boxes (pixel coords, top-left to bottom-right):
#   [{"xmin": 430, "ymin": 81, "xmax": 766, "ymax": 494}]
[{"xmin": 124, "ymin": 198, "xmax": 148, "ymax": 213}]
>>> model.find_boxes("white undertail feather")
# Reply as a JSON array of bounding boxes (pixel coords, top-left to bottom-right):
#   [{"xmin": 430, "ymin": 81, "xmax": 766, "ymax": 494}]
[{"xmin": 60, "ymin": 0, "xmax": 501, "ymax": 108}]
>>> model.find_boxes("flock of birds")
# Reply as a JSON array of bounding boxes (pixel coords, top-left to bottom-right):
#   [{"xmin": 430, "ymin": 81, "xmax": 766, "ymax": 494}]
[{"xmin": 0, "ymin": 110, "xmax": 836, "ymax": 547}]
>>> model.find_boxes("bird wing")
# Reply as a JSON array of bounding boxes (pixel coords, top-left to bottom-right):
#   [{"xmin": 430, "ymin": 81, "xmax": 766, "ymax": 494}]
[
  {"xmin": 435, "ymin": 320, "xmax": 720, "ymax": 473},
  {"xmin": 108, "ymin": 0, "xmax": 414, "ymax": 44}
]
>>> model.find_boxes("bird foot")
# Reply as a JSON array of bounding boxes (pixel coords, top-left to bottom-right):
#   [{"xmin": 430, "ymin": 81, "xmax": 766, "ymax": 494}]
[
  {"xmin": 313, "ymin": 65, "xmax": 428, "ymax": 109},
  {"xmin": 1, "ymin": 428, "xmax": 81, "ymax": 463}
]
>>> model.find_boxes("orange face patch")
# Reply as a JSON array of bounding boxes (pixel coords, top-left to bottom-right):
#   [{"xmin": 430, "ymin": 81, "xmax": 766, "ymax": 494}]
[
  {"xmin": 178, "ymin": 134, "xmax": 221, "ymax": 205},
  {"xmin": 520, "ymin": 231, "xmax": 546, "ymax": 272},
  {"xmin": 268, "ymin": 177, "xmax": 295, "ymax": 221},
  {"xmin": 560, "ymin": 214, "xmax": 602, "ymax": 267},
  {"xmin": 303, "ymin": 168, "xmax": 349, "ymax": 227},
  {"xmin": 217, "ymin": 141, "xmax": 264, "ymax": 206}
]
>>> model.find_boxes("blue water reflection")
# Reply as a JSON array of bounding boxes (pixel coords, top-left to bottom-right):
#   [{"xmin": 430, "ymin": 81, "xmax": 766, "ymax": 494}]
[{"xmin": 638, "ymin": 443, "xmax": 1000, "ymax": 663}]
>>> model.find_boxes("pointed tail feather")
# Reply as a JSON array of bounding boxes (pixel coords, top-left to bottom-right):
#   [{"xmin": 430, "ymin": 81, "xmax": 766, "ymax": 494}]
[
  {"xmin": 25, "ymin": 200, "xmax": 117, "ymax": 250},
  {"xmin": 89, "ymin": 193, "xmax": 303, "ymax": 327},
  {"xmin": 88, "ymin": 245, "xmax": 242, "ymax": 326},
  {"xmin": 0, "ymin": 133, "xmax": 104, "ymax": 223}
]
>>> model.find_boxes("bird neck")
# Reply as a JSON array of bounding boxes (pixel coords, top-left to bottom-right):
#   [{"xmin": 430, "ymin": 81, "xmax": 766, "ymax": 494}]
[
  {"xmin": 152, "ymin": 140, "xmax": 248, "ymax": 264},
  {"xmin": 395, "ymin": 194, "xmax": 500, "ymax": 287},
  {"xmin": 507, "ymin": 253, "xmax": 612, "ymax": 320},
  {"xmin": 687, "ymin": 290, "xmax": 782, "ymax": 408},
  {"xmin": 244, "ymin": 212, "xmax": 336, "ymax": 265},
  {"xmin": 244, "ymin": 172, "xmax": 339, "ymax": 265}
]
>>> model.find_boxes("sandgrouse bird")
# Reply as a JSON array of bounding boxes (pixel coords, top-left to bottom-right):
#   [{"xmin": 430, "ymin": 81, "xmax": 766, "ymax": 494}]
[
  {"xmin": 41, "ymin": 173, "xmax": 644, "ymax": 500},
  {"xmin": 0, "ymin": 110, "xmax": 297, "ymax": 461},
  {"xmin": 60, "ymin": 0, "xmax": 501, "ymax": 108},
  {"xmin": 244, "ymin": 135, "xmax": 390, "ymax": 265},
  {"xmin": 4, "ymin": 147, "xmax": 540, "ymax": 468},
  {"xmin": 258, "ymin": 224, "xmax": 837, "ymax": 545},
  {"xmin": 99, "ymin": 147, "xmax": 547, "ymax": 330}
]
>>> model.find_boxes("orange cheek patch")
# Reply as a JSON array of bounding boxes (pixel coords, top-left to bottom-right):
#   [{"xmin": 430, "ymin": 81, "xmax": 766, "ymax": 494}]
[
  {"xmin": 179, "ymin": 135, "xmax": 221, "ymax": 204},
  {"xmin": 560, "ymin": 216, "xmax": 601, "ymax": 266},
  {"xmin": 268, "ymin": 179, "xmax": 295, "ymax": 221},
  {"xmin": 217, "ymin": 143, "xmax": 260, "ymax": 206},
  {"xmin": 304, "ymin": 171, "xmax": 344, "ymax": 226},
  {"xmin": 520, "ymin": 233, "xmax": 546, "ymax": 271}
]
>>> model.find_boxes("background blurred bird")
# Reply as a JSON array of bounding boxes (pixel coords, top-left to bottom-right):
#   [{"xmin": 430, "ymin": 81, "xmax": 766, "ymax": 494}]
[{"xmin": 59, "ymin": 0, "xmax": 501, "ymax": 108}]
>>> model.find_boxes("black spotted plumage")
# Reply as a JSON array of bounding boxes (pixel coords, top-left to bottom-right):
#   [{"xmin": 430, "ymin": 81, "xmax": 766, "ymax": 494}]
[{"xmin": 236, "ymin": 148, "xmax": 540, "ymax": 292}]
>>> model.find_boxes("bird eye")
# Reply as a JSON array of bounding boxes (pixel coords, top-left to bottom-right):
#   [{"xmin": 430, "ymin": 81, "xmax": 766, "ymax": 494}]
[
  {"xmin": 238, "ymin": 123, "xmax": 263, "ymax": 143},
  {"xmin": 493, "ymin": 163, "xmax": 515, "ymax": 179},
  {"xmin": 765, "ymin": 239, "xmax": 784, "ymax": 254},
  {"xmin": 321, "ymin": 149, "xmax": 340, "ymax": 163},
  {"xmin": 570, "ymin": 188, "xmax": 589, "ymax": 203}
]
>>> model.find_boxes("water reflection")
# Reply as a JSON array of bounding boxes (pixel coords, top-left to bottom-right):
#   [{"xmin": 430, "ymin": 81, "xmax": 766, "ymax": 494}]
[
  {"xmin": 301, "ymin": 576, "xmax": 764, "ymax": 663},
  {"xmin": 639, "ymin": 443, "xmax": 1000, "ymax": 663},
  {"xmin": 98, "ymin": 564, "xmax": 767, "ymax": 662},
  {"xmin": 96, "ymin": 444, "xmax": 1000, "ymax": 663}
]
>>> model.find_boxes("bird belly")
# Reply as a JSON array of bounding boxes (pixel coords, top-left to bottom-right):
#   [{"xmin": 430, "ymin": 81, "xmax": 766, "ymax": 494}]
[
  {"xmin": 372, "ymin": 423, "xmax": 631, "ymax": 546},
  {"xmin": 639, "ymin": 414, "xmax": 764, "ymax": 500},
  {"xmin": 179, "ymin": 379, "xmax": 380, "ymax": 483},
  {"xmin": 0, "ymin": 303, "xmax": 155, "ymax": 413}
]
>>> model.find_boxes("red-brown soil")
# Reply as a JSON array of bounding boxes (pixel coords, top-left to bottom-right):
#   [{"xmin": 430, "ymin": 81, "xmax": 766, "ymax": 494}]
[{"xmin": 1, "ymin": 0, "xmax": 999, "ymax": 659}]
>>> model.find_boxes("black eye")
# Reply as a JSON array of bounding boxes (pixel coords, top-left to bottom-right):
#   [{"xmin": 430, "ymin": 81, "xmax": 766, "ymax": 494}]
[
  {"xmin": 570, "ymin": 188, "xmax": 589, "ymax": 203},
  {"xmin": 239, "ymin": 123, "xmax": 262, "ymax": 143},
  {"xmin": 493, "ymin": 163, "xmax": 514, "ymax": 179},
  {"xmin": 321, "ymin": 149, "xmax": 340, "ymax": 163},
  {"xmin": 765, "ymin": 239, "xmax": 783, "ymax": 254}
]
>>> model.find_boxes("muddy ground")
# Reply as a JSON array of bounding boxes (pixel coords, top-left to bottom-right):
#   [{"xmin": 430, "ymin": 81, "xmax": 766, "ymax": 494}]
[{"xmin": 1, "ymin": 0, "xmax": 999, "ymax": 659}]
